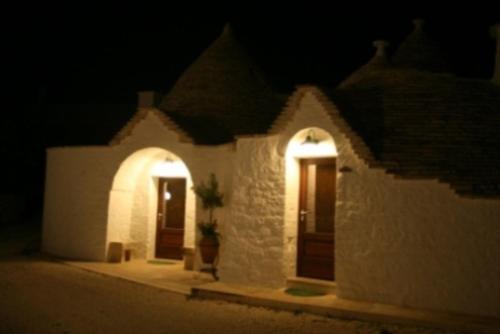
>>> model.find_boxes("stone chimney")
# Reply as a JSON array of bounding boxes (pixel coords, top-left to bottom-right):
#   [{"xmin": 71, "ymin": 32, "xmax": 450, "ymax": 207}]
[
  {"xmin": 492, "ymin": 24, "xmax": 500, "ymax": 85},
  {"xmin": 412, "ymin": 18, "xmax": 425, "ymax": 32},
  {"xmin": 370, "ymin": 40, "xmax": 389, "ymax": 65},
  {"xmin": 373, "ymin": 40, "xmax": 389, "ymax": 58},
  {"xmin": 223, "ymin": 23, "xmax": 232, "ymax": 35}
]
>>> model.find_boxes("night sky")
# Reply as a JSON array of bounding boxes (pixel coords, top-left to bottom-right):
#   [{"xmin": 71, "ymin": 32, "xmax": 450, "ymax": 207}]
[{"xmin": 2, "ymin": 5, "xmax": 499, "ymax": 220}]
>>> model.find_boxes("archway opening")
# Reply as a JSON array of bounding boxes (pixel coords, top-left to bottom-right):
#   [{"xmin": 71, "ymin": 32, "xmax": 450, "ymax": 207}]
[
  {"xmin": 107, "ymin": 147, "xmax": 195, "ymax": 260},
  {"xmin": 284, "ymin": 127, "xmax": 338, "ymax": 280}
]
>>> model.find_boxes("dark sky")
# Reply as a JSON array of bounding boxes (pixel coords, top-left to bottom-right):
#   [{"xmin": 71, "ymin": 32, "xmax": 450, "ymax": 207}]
[
  {"xmin": 7, "ymin": 7, "xmax": 500, "ymax": 103},
  {"xmin": 7, "ymin": 6, "xmax": 500, "ymax": 100},
  {"xmin": 2, "ymin": 5, "xmax": 499, "ymax": 215}
]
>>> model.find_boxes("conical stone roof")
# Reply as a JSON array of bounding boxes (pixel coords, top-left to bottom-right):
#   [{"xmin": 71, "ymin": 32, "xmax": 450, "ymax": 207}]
[
  {"xmin": 331, "ymin": 19, "xmax": 500, "ymax": 197},
  {"xmin": 159, "ymin": 24, "xmax": 283, "ymax": 144},
  {"xmin": 392, "ymin": 19, "xmax": 451, "ymax": 73},
  {"xmin": 333, "ymin": 68, "xmax": 500, "ymax": 198},
  {"xmin": 338, "ymin": 40, "xmax": 391, "ymax": 88}
]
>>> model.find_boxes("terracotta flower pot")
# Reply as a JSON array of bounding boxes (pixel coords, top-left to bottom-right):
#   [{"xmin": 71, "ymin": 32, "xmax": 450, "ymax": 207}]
[{"xmin": 199, "ymin": 236, "xmax": 219, "ymax": 264}]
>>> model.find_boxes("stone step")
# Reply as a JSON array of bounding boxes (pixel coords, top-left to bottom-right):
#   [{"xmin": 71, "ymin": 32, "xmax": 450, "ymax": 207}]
[{"xmin": 286, "ymin": 276, "xmax": 336, "ymax": 295}]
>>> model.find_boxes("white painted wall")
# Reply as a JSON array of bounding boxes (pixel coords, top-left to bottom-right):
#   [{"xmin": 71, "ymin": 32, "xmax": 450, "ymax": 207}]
[
  {"xmin": 43, "ymin": 147, "xmax": 117, "ymax": 260},
  {"xmin": 218, "ymin": 135, "xmax": 287, "ymax": 288},
  {"xmin": 336, "ymin": 170, "xmax": 500, "ymax": 318}
]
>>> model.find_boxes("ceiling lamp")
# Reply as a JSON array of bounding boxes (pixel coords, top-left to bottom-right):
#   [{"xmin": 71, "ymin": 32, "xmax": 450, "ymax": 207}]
[{"xmin": 301, "ymin": 129, "xmax": 320, "ymax": 146}]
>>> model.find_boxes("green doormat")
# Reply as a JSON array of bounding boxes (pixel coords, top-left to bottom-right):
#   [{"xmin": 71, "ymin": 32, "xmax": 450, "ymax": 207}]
[
  {"xmin": 147, "ymin": 260, "xmax": 177, "ymax": 265},
  {"xmin": 284, "ymin": 287, "xmax": 326, "ymax": 297}
]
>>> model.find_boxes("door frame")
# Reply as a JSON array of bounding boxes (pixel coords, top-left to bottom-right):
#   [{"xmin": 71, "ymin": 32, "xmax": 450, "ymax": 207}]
[
  {"xmin": 296, "ymin": 157, "xmax": 336, "ymax": 280},
  {"xmin": 154, "ymin": 177, "xmax": 187, "ymax": 260}
]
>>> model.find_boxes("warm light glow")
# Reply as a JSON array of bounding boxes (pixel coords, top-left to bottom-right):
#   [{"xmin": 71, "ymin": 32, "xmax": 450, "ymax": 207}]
[
  {"xmin": 164, "ymin": 191, "xmax": 172, "ymax": 200},
  {"xmin": 301, "ymin": 129, "xmax": 320, "ymax": 145},
  {"xmin": 151, "ymin": 159, "xmax": 189, "ymax": 177},
  {"xmin": 108, "ymin": 147, "xmax": 197, "ymax": 259},
  {"xmin": 282, "ymin": 127, "xmax": 337, "ymax": 277},
  {"xmin": 287, "ymin": 128, "xmax": 337, "ymax": 158}
]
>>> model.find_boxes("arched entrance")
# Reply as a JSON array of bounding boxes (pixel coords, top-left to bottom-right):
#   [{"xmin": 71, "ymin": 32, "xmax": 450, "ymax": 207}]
[
  {"xmin": 107, "ymin": 147, "xmax": 196, "ymax": 260},
  {"xmin": 284, "ymin": 128, "xmax": 338, "ymax": 281}
]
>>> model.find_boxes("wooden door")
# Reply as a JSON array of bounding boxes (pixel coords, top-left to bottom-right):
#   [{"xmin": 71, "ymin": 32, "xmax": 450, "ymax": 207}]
[
  {"xmin": 297, "ymin": 158, "xmax": 336, "ymax": 280},
  {"xmin": 155, "ymin": 177, "xmax": 186, "ymax": 260}
]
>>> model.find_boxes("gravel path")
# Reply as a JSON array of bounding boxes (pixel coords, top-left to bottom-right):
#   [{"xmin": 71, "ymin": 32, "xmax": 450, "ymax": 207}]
[{"xmin": 0, "ymin": 255, "xmax": 462, "ymax": 334}]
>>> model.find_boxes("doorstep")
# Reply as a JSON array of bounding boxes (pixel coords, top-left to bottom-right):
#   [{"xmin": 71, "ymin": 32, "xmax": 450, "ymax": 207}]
[
  {"xmin": 286, "ymin": 276, "xmax": 336, "ymax": 294},
  {"xmin": 192, "ymin": 281, "xmax": 500, "ymax": 334}
]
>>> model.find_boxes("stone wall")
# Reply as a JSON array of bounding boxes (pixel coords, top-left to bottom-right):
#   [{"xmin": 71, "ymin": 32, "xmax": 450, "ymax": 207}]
[
  {"xmin": 336, "ymin": 170, "xmax": 500, "ymax": 318},
  {"xmin": 218, "ymin": 135, "xmax": 286, "ymax": 288}
]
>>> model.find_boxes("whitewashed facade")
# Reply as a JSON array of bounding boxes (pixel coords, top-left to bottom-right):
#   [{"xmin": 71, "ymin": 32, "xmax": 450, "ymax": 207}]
[{"xmin": 43, "ymin": 24, "xmax": 500, "ymax": 318}]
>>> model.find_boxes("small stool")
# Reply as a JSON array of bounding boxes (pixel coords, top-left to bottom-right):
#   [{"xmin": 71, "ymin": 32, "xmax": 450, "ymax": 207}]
[
  {"xmin": 124, "ymin": 249, "xmax": 132, "ymax": 261},
  {"xmin": 182, "ymin": 247, "xmax": 195, "ymax": 270},
  {"xmin": 107, "ymin": 242, "xmax": 123, "ymax": 263}
]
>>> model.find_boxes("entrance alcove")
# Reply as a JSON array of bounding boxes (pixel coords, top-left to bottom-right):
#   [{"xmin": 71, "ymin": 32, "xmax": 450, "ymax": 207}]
[
  {"xmin": 106, "ymin": 147, "xmax": 196, "ymax": 261},
  {"xmin": 283, "ymin": 127, "xmax": 338, "ymax": 281}
]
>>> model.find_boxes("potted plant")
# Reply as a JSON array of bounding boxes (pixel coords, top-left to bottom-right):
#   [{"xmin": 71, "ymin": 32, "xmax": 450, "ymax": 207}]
[{"xmin": 193, "ymin": 173, "xmax": 224, "ymax": 266}]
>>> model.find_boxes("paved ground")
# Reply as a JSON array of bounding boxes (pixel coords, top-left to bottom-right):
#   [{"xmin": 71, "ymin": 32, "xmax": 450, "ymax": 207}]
[{"xmin": 0, "ymin": 255, "xmax": 462, "ymax": 334}]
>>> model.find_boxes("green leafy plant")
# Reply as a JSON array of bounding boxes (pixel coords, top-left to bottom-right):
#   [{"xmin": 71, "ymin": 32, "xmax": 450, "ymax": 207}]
[{"xmin": 192, "ymin": 173, "xmax": 224, "ymax": 243}]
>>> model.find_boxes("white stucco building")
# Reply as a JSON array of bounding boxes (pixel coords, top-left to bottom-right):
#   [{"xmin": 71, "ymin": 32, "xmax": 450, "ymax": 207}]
[{"xmin": 43, "ymin": 22, "xmax": 500, "ymax": 318}]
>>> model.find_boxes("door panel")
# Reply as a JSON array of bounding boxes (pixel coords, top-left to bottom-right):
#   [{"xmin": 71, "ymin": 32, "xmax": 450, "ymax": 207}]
[
  {"xmin": 297, "ymin": 158, "xmax": 336, "ymax": 281},
  {"xmin": 315, "ymin": 164, "xmax": 335, "ymax": 233},
  {"xmin": 156, "ymin": 178, "xmax": 186, "ymax": 260}
]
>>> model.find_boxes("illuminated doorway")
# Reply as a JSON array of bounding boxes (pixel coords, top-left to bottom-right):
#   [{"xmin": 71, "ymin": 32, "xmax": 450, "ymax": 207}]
[
  {"xmin": 296, "ymin": 158, "xmax": 336, "ymax": 280},
  {"xmin": 155, "ymin": 177, "xmax": 186, "ymax": 259},
  {"xmin": 284, "ymin": 127, "xmax": 337, "ymax": 281},
  {"xmin": 107, "ymin": 148, "xmax": 196, "ymax": 260}
]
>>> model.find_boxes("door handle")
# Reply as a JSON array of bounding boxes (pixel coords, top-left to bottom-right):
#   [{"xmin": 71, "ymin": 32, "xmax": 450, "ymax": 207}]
[{"xmin": 300, "ymin": 210, "xmax": 310, "ymax": 222}]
